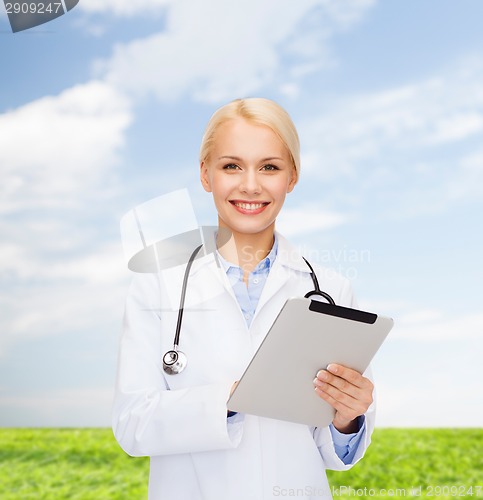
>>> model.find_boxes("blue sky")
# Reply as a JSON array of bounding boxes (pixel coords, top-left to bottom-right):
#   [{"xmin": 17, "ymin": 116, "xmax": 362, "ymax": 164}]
[{"xmin": 0, "ymin": 0, "xmax": 482, "ymax": 427}]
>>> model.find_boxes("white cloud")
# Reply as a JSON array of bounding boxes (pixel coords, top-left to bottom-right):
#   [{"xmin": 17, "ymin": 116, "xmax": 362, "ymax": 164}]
[
  {"xmin": 79, "ymin": 0, "xmax": 376, "ymax": 27},
  {"xmin": 299, "ymin": 57, "xmax": 483, "ymax": 210},
  {"xmin": 79, "ymin": 0, "xmax": 171, "ymax": 16},
  {"xmin": 0, "ymin": 240, "xmax": 129, "ymax": 355},
  {"xmin": 302, "ymin": 75, "xmax": 483, "ymax": 176},
  {"xmin": 0, "ymin": 81, "xmax": 134, "ymax": 356},
  {"xmin": 448, "ymin": 148, "xmax": 483, "ymax": 201},
  {"xmin": 98, "ymin": 0, "xmax": 376, "ymax": 103},
  {"xmin": 0, "ymin": 80, "xmax": 132, "ymax": 213},
  {"xmin": 276, "ymin": 205, "xmax": 347, "ymax": 236},
  {"xmin": 461, "ymin": 151, "xmax": 483, "ymax": 172},
  {"xmin": 392, "ymin": 312, "xmax": 483, "ymax": 342},
  {"xmin": 0, "ymin": 239, "xmax": 126, "ymax": 286},
  {"xmin": 427, "ymin": 111, "xmax": 483, "ymax": 144},
  {"xmin": 370, "ymin": 310, "xmax": 483, "ymax": 427},
  {"xmin": 397, "ymin": 309, "xmax": 443, "ymax": 325},
  {"xmin": 0, "ymin": 387, "xmax": 114, "ymax": 426},
  {"xmin": 376, "ymin": 375, "xmax": 483, "ymax": 428}
]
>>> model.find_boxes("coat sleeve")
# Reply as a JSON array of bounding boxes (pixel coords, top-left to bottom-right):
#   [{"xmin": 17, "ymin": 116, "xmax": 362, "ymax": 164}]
[
  {"xmin": 311, "ymin": 272, "xmax": 376, "ymax": 470},
  {"xmin": 312, "ymin": 371, "xmax": 376, "ymax": 470},
  {"xmin": 112, "ymin": 273, "xmax": 244, "ymax": 457}
]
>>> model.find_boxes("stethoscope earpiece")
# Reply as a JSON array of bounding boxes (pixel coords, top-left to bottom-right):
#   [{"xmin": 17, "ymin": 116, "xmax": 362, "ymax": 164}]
[{"xmin": 302, "ymin": 257, "xmax": 336, "ymax": 305}]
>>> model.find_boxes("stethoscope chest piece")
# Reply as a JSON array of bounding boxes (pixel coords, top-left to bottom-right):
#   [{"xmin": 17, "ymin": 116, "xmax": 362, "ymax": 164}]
[
  {"xmin": 162, "ymin": 244, "xmax": 203, "ymax": 375},
  {"xmin": 163, "ymin": 349, "xmax": 187, "ymax": 375}
]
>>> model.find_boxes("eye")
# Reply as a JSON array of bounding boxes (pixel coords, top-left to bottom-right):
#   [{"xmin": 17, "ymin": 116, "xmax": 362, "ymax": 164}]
[
  {"xmin": 261, "ymin": 164, "xmax": 280, "ymax": 171},
  {"xmin": 222, "ymin": 163, "xmax": 240, "ymax": 170}
]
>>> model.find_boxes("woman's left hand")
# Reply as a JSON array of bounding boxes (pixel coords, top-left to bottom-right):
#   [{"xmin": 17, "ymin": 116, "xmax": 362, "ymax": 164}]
[{"xmin": 313, "ymin": 363, "xmax": 374, "ymax": 434}]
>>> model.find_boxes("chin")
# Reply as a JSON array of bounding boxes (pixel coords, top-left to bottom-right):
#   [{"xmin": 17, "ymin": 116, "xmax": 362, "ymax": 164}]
[
  {"xmin": 228, "ymin": 221, "xmax": 275, "ymax": 236},
  {"xmin": 218, "ymin": 208, "xmax": 278, "ymax": 236}
]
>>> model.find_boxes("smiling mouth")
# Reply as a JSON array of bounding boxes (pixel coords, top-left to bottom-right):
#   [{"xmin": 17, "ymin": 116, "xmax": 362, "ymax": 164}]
[{"xmin": 230, "ymin": 201, "xmax": 270, "ymax": 211}]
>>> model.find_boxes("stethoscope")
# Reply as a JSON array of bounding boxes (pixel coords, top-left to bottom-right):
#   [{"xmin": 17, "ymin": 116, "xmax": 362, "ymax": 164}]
[{"xmin": 162, "ymin": 244, "xmax": 336, "ymax": 375}]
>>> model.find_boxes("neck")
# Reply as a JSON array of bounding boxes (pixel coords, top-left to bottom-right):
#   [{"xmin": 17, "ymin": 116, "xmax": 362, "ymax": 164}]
[{"xmin": 216, "ymin": 222, "xmax": 275, "ymax": 276}]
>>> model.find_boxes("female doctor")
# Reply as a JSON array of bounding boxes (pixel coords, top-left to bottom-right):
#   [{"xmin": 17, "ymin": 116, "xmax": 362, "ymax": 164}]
[{"xmin": 112, "ymin": 98, "xmax": 375, "ymax": 500}]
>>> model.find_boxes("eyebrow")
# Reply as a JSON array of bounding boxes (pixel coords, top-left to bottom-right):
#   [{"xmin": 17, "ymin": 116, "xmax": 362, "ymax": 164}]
[{"xmin": 217, "ymin": 155, "xmax": 285, "ymax": 162}]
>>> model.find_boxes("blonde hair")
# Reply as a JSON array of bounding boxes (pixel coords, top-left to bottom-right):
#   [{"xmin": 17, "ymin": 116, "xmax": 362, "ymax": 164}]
[{"xmin": 200, "ymin": 98, "xmax": 300, "ymax": 182}]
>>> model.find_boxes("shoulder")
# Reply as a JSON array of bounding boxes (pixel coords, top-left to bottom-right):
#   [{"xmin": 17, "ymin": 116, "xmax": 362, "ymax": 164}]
[
  {"xmin": 276, "ymin": 232, "xmax": 357, "ymax": 308},
  {"xmin": 126, "ymin": 271, "xmax": 158, "ymax": 301}
]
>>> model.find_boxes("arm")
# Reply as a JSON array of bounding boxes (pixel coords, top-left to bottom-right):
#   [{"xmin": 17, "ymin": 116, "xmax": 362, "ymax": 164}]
[
  {"xmin": 329, "ymin": 416, "xmax": 366, "ymax": 464},
  {"xmin": 314, "ymin": 363, "xmax": 374, "ymax": 433},
  {"xmin": 319, "ymin": 363, "xmax": 373, "ymax": 464},
  {"xmin": 112, "ymin": 274, "xmax": 243, "ymax": 457},
  {"xmin": 312, "ymin": 364, "xmax": 376, "ymax": 470}
]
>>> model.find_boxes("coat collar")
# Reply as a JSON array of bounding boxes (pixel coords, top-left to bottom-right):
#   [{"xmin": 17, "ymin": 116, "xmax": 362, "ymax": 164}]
[
  {"xmin": 182, "ymin": 228, "xmax": 313, "ymax": 317},
  {"xmin": 250, "ymin": 232, "xmax": 313, "ymax": 318},
  {"xmin": 152, "ymin": 228, "xmax": 316, "ymax": 330},
  {"xmin": 156, "ymin": 229, "xmax": 315, "ymax": 324},
  {"xmin": 186, "ymin": 229, "xmax": 312, "ymax": 277},
  {"xmin": 274, "ymin": 231, "xmax": 313, "ymax": 275}
]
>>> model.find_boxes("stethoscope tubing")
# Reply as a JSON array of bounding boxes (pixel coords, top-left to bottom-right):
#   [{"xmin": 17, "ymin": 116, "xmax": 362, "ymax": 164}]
[
  {"xmin": 163, "ymin": 244, "xmax": 336, "ymax": 374},
  {"xmin": 302, "ymin": 257, "xmax": 335, "ymax": 305},
  {"xmin": 173, "ymin": 244, "xmax": 203, "ymax": 348}
]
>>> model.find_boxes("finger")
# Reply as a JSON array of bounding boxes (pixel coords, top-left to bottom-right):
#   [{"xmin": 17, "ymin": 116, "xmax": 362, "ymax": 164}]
[
  {"xmin": 326, "ymin": 364, "xmax": 372, "ymax": 390},
  {"xmin": 315, "ymin": 370, "xmax": 371, "ymax": 401},
  {"xmin": 315, "ymin": 371, "xmax": 358, "ymax": 399},
  {"xmin": 314, "ymin": 370, "xmax": 374, "ymax": 409},
  {"xmin": 230, "ymin": 381, "xmax": 238, "ymax": 397},
  {"xmin": 317, "ymin": 364, "xmax": 374, "ymax": 394},
  {"xmin": 314, "ymin": 381, "xmax": 369, "ymax": 414},
  {"xmin": 314, "ymin": 386, "xmax": 362, "ymax": 421}
]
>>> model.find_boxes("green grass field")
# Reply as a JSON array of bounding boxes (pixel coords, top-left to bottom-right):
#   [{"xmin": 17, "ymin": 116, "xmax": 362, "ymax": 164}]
[{"xmin": 1, "ymin": 428, "xmax": 481, "ymax": 499}]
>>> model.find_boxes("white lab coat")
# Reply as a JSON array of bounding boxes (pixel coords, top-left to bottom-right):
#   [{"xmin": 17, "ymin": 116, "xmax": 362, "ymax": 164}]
[{"xmin": 112, "ymin": 233, "xmax": 375, "ymax": 500}]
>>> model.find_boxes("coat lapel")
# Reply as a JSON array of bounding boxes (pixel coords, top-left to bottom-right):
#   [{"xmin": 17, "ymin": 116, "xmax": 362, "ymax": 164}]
[
  {"xmin": 252, "ymin": 232, "xmax": 312, "ymax": 323},
  {"xmin": 184, "ymin": 230, "xmax": 313, "ymax": 328}
]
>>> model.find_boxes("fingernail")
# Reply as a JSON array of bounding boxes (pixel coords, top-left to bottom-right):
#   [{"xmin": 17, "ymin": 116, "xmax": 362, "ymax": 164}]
[
  {"xmin": 313, "ymin": 377, "xmax": 323, "ymax": 387},
  {"xmin": 327, "ymin": 364, "xmax": 337, "ymax": 373}
]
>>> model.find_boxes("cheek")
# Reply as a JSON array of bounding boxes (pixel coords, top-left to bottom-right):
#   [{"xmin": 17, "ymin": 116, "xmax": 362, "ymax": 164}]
[
  {"xmin": 211, "ymin": 174, "xmax": 236, "ymax": 195},
  {"xmin": 271, "ymin": 177, "xmax": 292, "ymax": 198},
  {"xmin": 210, "ymin": 177, "xmax": 225, "ymax": 196}
]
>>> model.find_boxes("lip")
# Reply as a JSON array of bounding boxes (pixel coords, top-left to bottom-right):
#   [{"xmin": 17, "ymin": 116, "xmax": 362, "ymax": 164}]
[{"xmin": 229, "ymin": 200, "xmax": 270, "ymax": 215}]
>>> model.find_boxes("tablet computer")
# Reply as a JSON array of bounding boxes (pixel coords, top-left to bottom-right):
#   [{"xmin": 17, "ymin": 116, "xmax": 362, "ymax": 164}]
[{"xmin": 227, "ymin": 297, "xmax": 393, "ymax": 428}]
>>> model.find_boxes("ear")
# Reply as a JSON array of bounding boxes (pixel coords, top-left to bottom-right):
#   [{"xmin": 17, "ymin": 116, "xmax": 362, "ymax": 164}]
[
  {"xmin": 286, "ymin": 167, "xmax": 297, "ymax": 193},
  {"xmin": 200, "ymin": 161, "xmax": 212, "ymax": 193}
]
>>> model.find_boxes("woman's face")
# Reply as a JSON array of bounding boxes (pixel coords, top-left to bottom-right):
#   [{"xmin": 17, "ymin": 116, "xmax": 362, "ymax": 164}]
[{"xmin": 200, "ymin": 117, "xmax": 296, "ymax": 238}]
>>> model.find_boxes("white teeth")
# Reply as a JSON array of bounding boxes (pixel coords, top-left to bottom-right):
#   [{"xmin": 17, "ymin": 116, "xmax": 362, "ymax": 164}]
[{"xmin": 234, "ymin": 202, "xmax": 265, "ymax": 210}]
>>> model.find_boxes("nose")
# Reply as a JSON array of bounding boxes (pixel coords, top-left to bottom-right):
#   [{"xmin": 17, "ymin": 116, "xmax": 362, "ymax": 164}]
[{"xmin": 239, "ymin": 169, "xmax": 261, "ymax": 194}]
